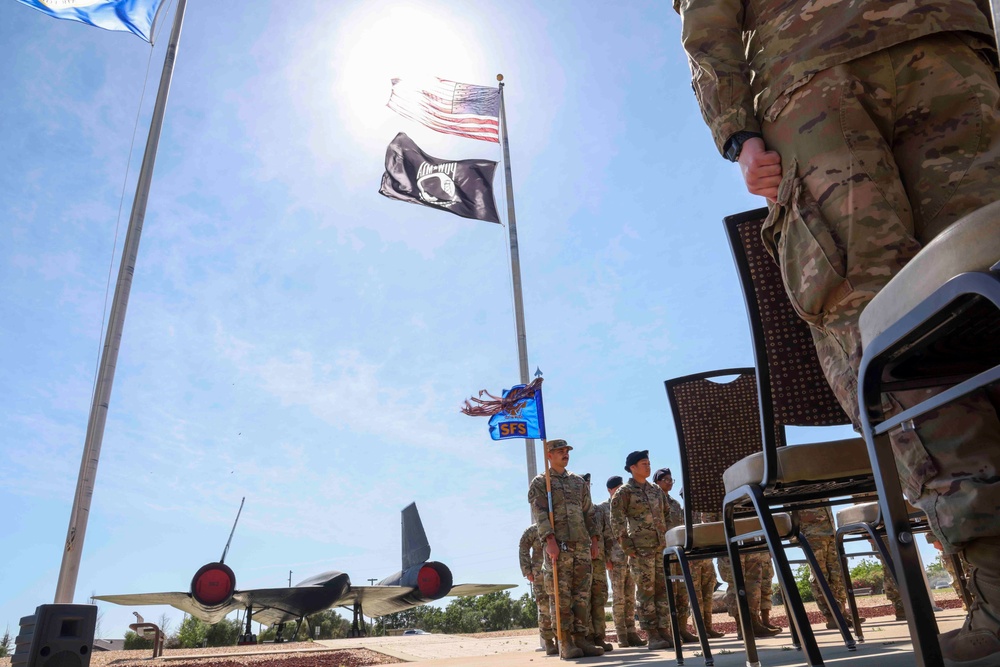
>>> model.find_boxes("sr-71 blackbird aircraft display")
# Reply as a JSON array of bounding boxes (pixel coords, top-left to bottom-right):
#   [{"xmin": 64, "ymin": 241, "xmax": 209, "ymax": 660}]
[{"xmin": 95, "ymin": 502, "xmax": 513, "ymax": 640}]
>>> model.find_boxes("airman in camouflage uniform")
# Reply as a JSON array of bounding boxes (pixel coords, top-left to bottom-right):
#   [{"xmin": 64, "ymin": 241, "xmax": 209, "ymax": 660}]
[
  {"xmin": 676, "ymin": 1, "xmax": 1000, "ymax": 660},
  {"xmin": 758, "ymin": 557, "xmax": 778, "ymax": 632},
  {"xmin": 689, "ymin": 559, "xmax": 724, "ymax": 638},
  {"xmin": 796, "ymin": 508, "xmax": 850, "ymax": 629},
  {"xmin": 585, "ymin": 474, "xmax": 614, "ymax": 651},
  {"xmin": 603, "ymin": 476, "xmax": 645, "ymax": 648},
  {"xmin": 653, "ymin": 468, "xmax": 697, "ymax": 643},
  {"xmin": 519, "ymin": 524, "xmax": 555, "ymax": 652},
  {"xmin": 527, "ymin": 439, "xmax": 604, "ymax": 660},
  {"xmin": 611, "ymin": 451, "xmax": 674, "ymax": 650},
  {"xmin": 697, "ymin": 511, "xmax": 780, "ymax": 638}
]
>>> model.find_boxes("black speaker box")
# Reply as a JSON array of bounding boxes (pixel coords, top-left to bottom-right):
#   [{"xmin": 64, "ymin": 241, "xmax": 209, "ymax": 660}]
[{"xmin": 12, "ymin": 604, "xmax": 96, "ymax": 667}]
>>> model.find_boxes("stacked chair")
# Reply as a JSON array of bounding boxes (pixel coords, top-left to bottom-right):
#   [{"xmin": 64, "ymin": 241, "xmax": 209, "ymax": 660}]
[
  {"xmin": 855, "ymin": 200, "xmax": 1000, "ymax": 665},
  {"xmin": 717, "ymin": 209, "xmax": 882, "ymax": 665},
  {"xmin": 663, "ymin": 368, "xmax": 843, "ymax": 666}
]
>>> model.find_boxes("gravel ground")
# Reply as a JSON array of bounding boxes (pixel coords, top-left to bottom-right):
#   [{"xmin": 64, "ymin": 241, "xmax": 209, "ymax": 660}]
[{"xmin": 0, "ymin": 642, "xmax": 398, "ymax": 667}]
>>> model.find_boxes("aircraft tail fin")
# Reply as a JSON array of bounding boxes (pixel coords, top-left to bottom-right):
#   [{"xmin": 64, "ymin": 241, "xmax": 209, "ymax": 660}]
[{"xmin": 401, "ymin": 503, "xmax": 431, "ymax": 570}]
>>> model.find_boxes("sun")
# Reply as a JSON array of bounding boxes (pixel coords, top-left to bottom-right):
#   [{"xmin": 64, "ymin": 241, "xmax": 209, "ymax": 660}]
[{"xmin": 331, "ymin": 0, "xmax": 490, "ymax": 137}]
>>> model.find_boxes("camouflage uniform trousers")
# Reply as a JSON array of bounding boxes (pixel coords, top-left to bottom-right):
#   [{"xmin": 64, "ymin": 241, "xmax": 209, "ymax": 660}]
[
  {"xmin": 761, "ymin": 32, "xmax": 1000, "ymax": 554},
  {"xmin": 543, "ymin": 545, "xmax": 593, "ymax": 640},
  {"xmin": 610, "ymin": 559, "xmax": 638, "ymax": 634},
  {"xmin": 532, "ymin": 574, "xmax": 554, "ymax": 641},
  {"xmin": 589, "ymin": 560, "xmax": 609, "ymax": 640},
  {"xmin": 805, "ymin": 536, "xmax": 848, "ymax": 621},
  {"xmin": 689, "ymin": 558, "xmax": 719, "ymax": 628},
  {"xmin": 883, "ymin": 567, "xmax": 905, "ymax": 617},
  {"xmin": 667, "ymin": 561, "xmax": 691, "ymax": 628},
  {"xmin": 718, "ymin": 552, "xmax": 768, "ymax": 618},
  {"xmin": 630, "ymin": 549, "xmax": 671, "ymax": 631}
]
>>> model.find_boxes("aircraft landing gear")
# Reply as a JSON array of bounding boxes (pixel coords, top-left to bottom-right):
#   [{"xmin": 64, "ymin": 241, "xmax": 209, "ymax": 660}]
[
  {"xmin": 237, "ymin": 604, "xmax": 257, "ymax": 645},
  {"xmin": 273, "ymin": 623, "xmax": 286, "ymax": 643},
  {"xmin": 349, "ymin": 601, "xmax": 367, "ymax": 638}
]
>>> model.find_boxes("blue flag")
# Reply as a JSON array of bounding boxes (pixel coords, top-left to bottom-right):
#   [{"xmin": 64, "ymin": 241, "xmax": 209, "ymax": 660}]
[
  {"xmin": 16, "ymin": 0, "xmax": 166, "ymax": 42},
  {"xmin": 488, "ymin": 384, "xmax": 546, "ymax": 441}
]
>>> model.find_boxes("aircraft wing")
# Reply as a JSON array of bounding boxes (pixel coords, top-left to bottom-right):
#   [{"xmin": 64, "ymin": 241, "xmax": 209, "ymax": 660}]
[
  {"xmin": 92, "ymin": 592, "xmax": 243, "ymax": 625},
  {"xmin": 344, "ymin": 582, "xmax": 517, "ymax": 618},
  {"xmin": 233, "ymin": 586, "xmax": 351, "ymax": 627}
]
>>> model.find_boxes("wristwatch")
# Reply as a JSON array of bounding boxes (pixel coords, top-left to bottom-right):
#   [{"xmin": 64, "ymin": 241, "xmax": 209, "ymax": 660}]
[{"xmin": 724, "ymin": 131, "xmax": 763, "ymax": 162}]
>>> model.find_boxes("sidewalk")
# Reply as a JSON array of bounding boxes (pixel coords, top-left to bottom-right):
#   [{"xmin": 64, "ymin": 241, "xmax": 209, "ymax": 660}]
[{"xmin": 317, "ymin": 608, "xmax": 967, "ymax": 666}]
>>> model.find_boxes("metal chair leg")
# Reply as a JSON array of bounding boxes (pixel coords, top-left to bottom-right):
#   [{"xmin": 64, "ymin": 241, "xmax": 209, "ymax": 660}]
[
  {"xmin": 836, "ymin": 530, "xmax": 865, "ymax": 642},
  {"xmin": 799, "ymin": 530, "xmax": 856, "ymax": 650},
  {"xmin": 723, "ymin": 502, "xmax": 761, "ymax": 667},
  {"xmin": 676, "ymin": 550, "xmax": 714, "ymax": 666},
  {"xmin": 665, "ymin": 551, "xmax": 685, "ymax": 665}
]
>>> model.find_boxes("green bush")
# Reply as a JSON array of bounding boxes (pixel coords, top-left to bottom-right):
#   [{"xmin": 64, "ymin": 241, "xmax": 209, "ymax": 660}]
[
  {"xmin": 123, "ymin": 631, "xmax": 153, "ymax": 650},
  {"xmin": 794, "ymin": 565, "xmax": 814, "ymax": 603},
  {"xmin": 849, "ymin": 558, "xmax": 885, "ymax": 594}
]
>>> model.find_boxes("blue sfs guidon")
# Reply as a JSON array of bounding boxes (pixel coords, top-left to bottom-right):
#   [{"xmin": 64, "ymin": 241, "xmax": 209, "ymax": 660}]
[{"xmin": 488, "ymin": 384, "xmax": 546, "ymax": 441}]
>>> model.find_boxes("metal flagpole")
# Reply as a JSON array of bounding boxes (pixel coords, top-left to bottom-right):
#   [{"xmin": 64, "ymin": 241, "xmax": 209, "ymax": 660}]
[
  {"xmin": 54, "ymin": 0, "xmax": 188, "ymax": 604},
  {"xmin": 496, "ymin": 75, "xmax": 537, "ymax": 486}
]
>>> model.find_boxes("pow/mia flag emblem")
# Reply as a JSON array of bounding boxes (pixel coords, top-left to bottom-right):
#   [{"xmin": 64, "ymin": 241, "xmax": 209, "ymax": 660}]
[{"xmin": 379, "ymin": 132, "xmax": 500, "ymax": 224}]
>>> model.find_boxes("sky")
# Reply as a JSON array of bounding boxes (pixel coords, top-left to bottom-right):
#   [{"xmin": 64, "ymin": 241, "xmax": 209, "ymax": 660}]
[{"xmin": 0, "ymin": 0, "xmax": 942, "ymax": 639}]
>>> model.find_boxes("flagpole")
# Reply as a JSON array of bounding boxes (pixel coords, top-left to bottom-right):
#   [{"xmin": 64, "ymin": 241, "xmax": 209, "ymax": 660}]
[
  {"xmin": 53, "ymin": 0, "xmax": 188, "ymax": 604},
  {"xmin": 497, "ymin": 75, "xmax": 537, "ymax": 486}
]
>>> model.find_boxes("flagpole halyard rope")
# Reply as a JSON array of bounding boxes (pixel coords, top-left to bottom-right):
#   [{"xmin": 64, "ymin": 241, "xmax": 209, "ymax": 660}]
[{"xmin": 542, "ymin": 442, "xmax": 564, "ymax": 654}]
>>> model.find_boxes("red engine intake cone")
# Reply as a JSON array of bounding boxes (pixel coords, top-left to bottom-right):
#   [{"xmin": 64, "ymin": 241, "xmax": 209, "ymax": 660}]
[
  {"xmin": 417, "ymin": 565, "xmax": 442, "ymax": 597},
  {"xmin": 190, "ymin": 562, "xmax": 236, "ymax": 607}
]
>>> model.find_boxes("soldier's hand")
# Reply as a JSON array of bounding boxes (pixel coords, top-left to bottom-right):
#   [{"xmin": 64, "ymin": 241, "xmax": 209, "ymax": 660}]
[
  {"xmin": 738, "ymin": 137, "xmax": 782, "ymax": 202},
  {"xmin": 545, "ymin": 536, "xmax": 560, "ymax": 559},
  {"xmin": 526, "ymin": 574, "xmax": 535, "ymax": 583},
  {"xmin": 606, "ymin": 562, "xmax": 613, "ymax": 572},
  {"xmin": 590, "ymin": 538, "xmax": 599, "ymax": 560}
]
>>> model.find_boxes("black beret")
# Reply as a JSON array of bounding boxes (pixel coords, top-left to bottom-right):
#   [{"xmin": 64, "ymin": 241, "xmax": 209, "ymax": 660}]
[
  {"xmin": 624, "ymin": 450, "xmax": 649, "ymax": 471},
  {"xmin": 583, "ymin": 473, "xmax": 591, "ymax": 482},
  {"xmin": 653, "ymin": 467, "xmax": 672, "ymax": 482},
  {"xmin": 606, "ymin": 475, "xmax": 623, "ymax": 490}
]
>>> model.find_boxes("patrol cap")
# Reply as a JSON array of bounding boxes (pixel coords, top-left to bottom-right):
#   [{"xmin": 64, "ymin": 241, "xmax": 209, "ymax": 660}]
[
  {"xmin": 583, "ymin": 473, "xmax": 591, "ymax": 483},
  {"xmin": 653, "ymin": 467, "xmax": 672, "ymax": 483},
  {"xmin": 546, "ymin": 439, "xmax": 572, "ymax": 452},
  {"xmin": 606, "ymin": 475, "xmax": 623, "ymax": 490},
  {"xmin": 624, "ymin": 450, "xmax": 649, "ymax": 471}
]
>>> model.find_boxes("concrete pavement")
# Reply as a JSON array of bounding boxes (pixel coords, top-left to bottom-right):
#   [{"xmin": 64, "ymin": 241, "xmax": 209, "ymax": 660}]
[{"xmin": 317, "ymin": 608, "xmax": 967, "ymax": 666}]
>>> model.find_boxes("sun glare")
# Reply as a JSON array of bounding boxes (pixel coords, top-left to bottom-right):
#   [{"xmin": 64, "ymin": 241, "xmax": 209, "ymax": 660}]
[{"xmin": 332, "ymin": 1, "xmax": 489, "ymax": 137}]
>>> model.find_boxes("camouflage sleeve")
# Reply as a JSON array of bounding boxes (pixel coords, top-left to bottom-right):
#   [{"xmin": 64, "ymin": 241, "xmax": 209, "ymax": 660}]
[
  {"xmin": 582, "ymin": 480, "xmax": 599, "ymax": 538},
  {"xmin": 610, "ymin": 490, "xmax": 635, "ymax": 556},
  {"xmin": 528, "ymin": 477, "xmax": 554, "ymax": 541},
  {"xmin": 601, "ymin": 506, "xmax": 615, "ymax": 557},
  {"xmin": 676, "ymin": 0, "xmax": 760, "ymax": 155},
  {"xmin": 518, "ymin": 527, "xmax": 534, "ymax": 577}
]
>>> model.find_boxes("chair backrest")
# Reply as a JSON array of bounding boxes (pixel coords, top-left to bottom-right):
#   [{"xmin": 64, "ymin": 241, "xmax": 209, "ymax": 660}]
[
  {"xmin": 665, "ymin": 368, "xmax": 773, "ymax": 542},
  {"xmin": 724, "ymin": 209, "xmax": 849, "ymax": 430}
]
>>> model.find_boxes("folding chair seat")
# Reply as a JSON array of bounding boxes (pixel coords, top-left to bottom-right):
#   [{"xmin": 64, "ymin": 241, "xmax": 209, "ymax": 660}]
[
  {"xmin": 663, "ymin": 369, "xmax": 828, "ymax": 666},
  {"xmin": 832, "ymin": 499, "xmax": 931, "ymax": 640},
  {"xmin": 722, "ymin": 209, "xmax": 880, "ymax": 665},
  {"xmin": 856, "ymin": 200, "xmax": 1000, "ymax": 666}
]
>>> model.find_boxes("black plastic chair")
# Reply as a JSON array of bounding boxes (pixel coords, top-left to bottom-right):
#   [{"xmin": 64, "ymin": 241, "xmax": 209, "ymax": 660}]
[
  {"xmin": 663, "ymin": 368, "xmax": 799, "ymax": 666},
  {"xmin": 722, "ymin": 209, "xmax": 880, "ymax": 665},
  {"xmin": 857, "ymin": 200, "xmax": 1000, "ymax": 666}
]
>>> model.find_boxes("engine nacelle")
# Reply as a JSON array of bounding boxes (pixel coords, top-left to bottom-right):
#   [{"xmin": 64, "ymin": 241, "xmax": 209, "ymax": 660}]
[
  {"xmin": 379, "ymin": 561, "xmax": 453, "ymax": 604},
  {"xmin": 190, "ymin": 562, "xmax": 237, "ymax": 609}
]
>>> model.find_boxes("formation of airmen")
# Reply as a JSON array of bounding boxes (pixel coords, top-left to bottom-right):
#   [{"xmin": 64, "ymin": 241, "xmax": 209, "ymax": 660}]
[
  {"xmin": 518, "ymin": 439, "xmax": 927, "ymax": 659},
  {"xmin": 520, "ymin": 440, "xmax": 772, "ymax": 659}
]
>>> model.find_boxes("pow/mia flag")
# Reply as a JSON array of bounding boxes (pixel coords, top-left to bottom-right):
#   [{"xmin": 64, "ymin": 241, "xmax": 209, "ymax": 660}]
[{"xmin": 379, "ymin": 132, "xmax": 500, "ymax": 224}]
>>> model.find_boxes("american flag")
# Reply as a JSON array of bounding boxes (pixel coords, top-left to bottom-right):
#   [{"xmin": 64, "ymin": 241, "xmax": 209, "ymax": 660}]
[{"xmin": 387, "ymin": 77, "xmax": 500, "ymax": 143}]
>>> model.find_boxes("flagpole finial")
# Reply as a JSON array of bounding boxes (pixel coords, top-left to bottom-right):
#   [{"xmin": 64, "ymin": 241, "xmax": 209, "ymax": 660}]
[{"xmin": 496, "ymin": 74, "xmax": 504, "ymax": 82}]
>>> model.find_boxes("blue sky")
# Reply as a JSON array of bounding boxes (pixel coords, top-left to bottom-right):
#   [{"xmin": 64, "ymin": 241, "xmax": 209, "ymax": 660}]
[{"xmin": 0, "ymin": 0, "xmax": 940, "ymax": 639}]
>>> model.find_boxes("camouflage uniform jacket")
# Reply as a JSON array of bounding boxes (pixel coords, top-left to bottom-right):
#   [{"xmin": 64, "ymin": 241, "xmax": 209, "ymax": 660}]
[
  {"xmin": 528, "ymin": 469, "xmax": 599, "ymax": 545},
  {"xmin": 795, "ymin": 506, "xmax": 836, "ymax": 539},
  {"xmin": 664, "ymin": 493, "xmax": 684, "ymax": 531},
  {"xmin": 591, "ymin": 500, "xmax": 617, "ymax": 563},
  {"xmin": 611, "ymin": 478, "xmax": 669, "ymax": 554},
  {"xmin": 673, "ymin": 0, "xmax": 994, "ymax": 154},
  {"xmin": 518, "ymin": 524, "xmax": 545, "ymax": 578}
]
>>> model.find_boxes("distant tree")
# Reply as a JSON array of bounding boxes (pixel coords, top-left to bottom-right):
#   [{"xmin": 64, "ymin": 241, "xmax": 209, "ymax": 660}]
[
  {"xmin": 157, "ymin": 613, "xmax": 173, "ymax": 638},
  {"xmin": 174, "ymin": 616, "xmax": 208, "ymax": 648},
  {"xmin": 441, "ymin": 597, "xmax": 481, "ymax": 634},
  {"xmin": 849, "ymin": 558, "xmax": 886, "ymax": 595},
  {"xmin": 516, "ymin": 592, "xmax": 538, "ymax": 629},
  {"xmin": 205, "ymin": 619, "xmax": 241, "ymax": 647},
  {"xmin": 794, "ymin": 565, "xmax": 814, "ymax": 603},
  {"xmin": 1, "ymin": 626, "xmax": 12, "ymax": 658},
  {"xmin": 123, "ymin": 631, "xmax": 153, "ymax": 650},
  {"xmin": 477, "ymin": 591, "xmax": 516, "ymax": 632}
]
